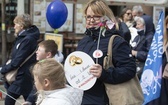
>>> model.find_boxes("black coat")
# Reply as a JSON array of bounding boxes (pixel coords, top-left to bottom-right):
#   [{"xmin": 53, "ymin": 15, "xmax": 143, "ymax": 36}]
[
  {"xmin": 76, "ymin": 27, "xmax": 136, "ymax": 105},
  {"xmin": 119, "ymin": 22, "xmax": 131, "ymax": 44},
  {"xmin": 1, "ymin": 25, "xmax": 40, "ymax": 96},
  {"xmin": 132, "ymin": 15, "xmax": 154, "ymax": 62}
]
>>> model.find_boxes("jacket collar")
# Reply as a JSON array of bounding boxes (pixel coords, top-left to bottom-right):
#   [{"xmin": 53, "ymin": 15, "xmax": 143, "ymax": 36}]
[{"xmin": 84, "ymin": 27, "xmax": 120, "ymax": 40}]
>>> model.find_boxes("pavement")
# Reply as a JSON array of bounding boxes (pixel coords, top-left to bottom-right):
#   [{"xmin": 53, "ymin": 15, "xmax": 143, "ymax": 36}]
[{"xmin": 0, "ymin": 84, "xmax": 24, "ymax": 105}]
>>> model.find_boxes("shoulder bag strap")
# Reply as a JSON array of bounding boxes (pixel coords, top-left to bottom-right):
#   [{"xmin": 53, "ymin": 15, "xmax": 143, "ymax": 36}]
[
  {"xmin": 18, "ymin": 48, "xmax": 37, "ymax": 68},
  {"xmin": 106, "ymin": 35, "xmax": 120, "ymax": 67}
]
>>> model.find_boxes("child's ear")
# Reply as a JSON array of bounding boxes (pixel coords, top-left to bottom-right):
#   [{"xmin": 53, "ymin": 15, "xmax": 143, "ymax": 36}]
[
  {"xmin": 43, "ymin": 79, "xmax": 50, "ymax": 90},
  {"xmin": 46, "ymin": 52, "xmax": 52, "ymax": 58}
]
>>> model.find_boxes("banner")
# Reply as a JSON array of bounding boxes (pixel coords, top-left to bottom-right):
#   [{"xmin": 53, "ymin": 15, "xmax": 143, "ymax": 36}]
[{"xmin": 140, "ymin": 11, "xmax": 164, "ymax": 105}]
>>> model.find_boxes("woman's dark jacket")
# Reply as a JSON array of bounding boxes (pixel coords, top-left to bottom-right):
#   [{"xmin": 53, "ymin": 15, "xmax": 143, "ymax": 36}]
[
  {"xmin": 119, "ymin": 22, "xmax": 131, "ymax": 43},
  {"xmin": 1, "ymin": 25, "xmax": 40, "ymax": 96},
  {"xmin": 76, "ymin": 27, "xmax": 136, "ymax": 105},
  {"xmin": 132, "ymin": 15, "xmax": 154, "ymax": 62}
]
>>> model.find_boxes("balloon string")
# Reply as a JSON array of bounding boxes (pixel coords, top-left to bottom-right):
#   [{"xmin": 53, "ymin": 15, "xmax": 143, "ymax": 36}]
[{"xmin": 0, "ymin": 88, "xmax": 22, "ymax": 105}]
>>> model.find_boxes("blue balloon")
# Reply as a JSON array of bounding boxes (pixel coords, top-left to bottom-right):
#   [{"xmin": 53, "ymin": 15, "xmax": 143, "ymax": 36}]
[{"xmin": 46, "ymin": 0, "xmax": 68, "ymax": 29}]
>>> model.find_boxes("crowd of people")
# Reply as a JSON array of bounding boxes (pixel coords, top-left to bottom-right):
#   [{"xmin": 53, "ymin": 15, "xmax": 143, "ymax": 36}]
[{"xmin": 0, "ymin": 0, "xmax": 168, "ymax": 105}]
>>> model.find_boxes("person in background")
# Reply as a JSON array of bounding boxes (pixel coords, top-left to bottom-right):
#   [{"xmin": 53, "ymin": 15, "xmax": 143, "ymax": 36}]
[
  {"xmin": 32, "ymin": 58, "xmax": 83, "ymax": 105},
  {"xmin": 36, "ymin": 40, "xmax": 58, "ymax": 61},
  {"xmin": 132, "ymin": 5, "xmax": 144, "ymax": 19},
  {"xmin": 36, "ymin": 40, "xmax": 64, "ymax": 63},
  {"xmin": 120, "ymin": 7, "xmax": 135, "ymax": 28},
  {"xmin": 119, "ymin": 7, "xmax": 137, "ymax": 44},
  {"xmin": 23, "ymin": 39, "xmax": 64, "ymax": 105},
  {"xmin": 131, "ymin": 16, "xmax": 154, "ymax": 79},
  {"xmin": 146, "ymin": 15, "xmax": 168, "ymax": 105},
  {"xmin": 132, "ymin": 5, "xmax": 155, "ymax": 34},
  {"xmin": 0, "ymin": 14, "xmax": 40, "ymax": 105},
  {"xmin": 117, "ymin": 19, "xmax": 131, "ymax": 44},
  {"xmin": 76, "ymin": 0, "xmax": 138, "ymax": 104}
]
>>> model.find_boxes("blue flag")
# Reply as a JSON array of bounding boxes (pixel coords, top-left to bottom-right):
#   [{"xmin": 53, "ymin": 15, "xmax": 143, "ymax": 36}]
[{"xmin": 140, "ymin": 11, "xmax": 164, "ymax": 105}]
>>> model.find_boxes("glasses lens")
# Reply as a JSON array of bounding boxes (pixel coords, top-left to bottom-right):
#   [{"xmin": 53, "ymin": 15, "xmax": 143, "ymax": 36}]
[
  {"xmin": 85, "ymin": 15, "xmax": 101, "ymax": 21},
  {"xmin": 85, "ymin": 16, "xmax": 91, "ymax": 20},
  {"xmin": 126, "ymin": 13, "xmax": 132, "ymax": 15},
  {"xmin": 94, "ymin": 16, "xmax": 101, "ymax": 20}
]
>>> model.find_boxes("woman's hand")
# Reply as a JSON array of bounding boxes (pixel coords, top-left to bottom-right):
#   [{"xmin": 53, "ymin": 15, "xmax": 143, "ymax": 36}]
[
  {"xmin": 90, "ymin": 64, "xmax": 102, "ymax": 78},
  {"xmin": 132, "ymin": 50, "xmax": 137, "ymax": 57}
]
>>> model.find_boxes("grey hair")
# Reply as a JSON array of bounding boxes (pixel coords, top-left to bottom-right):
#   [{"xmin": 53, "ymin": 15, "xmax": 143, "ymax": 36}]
[
  {"xmin": 134, "ymin": 16, "xmax": 145, "ymax": 25},
  {"xmin": 134, "ymin": 16, "xmax": 145, "ymax": 32},
  {"xmin": 132, "ymin": 5, "xmax": 143, "ymax": 13}
]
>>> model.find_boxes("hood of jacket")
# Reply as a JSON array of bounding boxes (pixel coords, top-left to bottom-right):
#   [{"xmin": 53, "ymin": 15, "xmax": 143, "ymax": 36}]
[
  {"xmin": 141, "ymin": 15, "xmax": 155, "ymax": 36},
  {"xmin": 18, "ymin": 25, "xmax": 40, "ymax": 40}
]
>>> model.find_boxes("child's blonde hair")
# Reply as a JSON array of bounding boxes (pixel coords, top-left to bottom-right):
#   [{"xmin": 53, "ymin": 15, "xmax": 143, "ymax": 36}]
[{"xmin": 32, "ymin": 58, "xmax": 66, "ymax": 90}]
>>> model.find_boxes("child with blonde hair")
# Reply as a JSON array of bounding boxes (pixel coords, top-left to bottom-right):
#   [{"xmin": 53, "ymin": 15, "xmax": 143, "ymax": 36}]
[
  {"xmin": 23, "ymin": 40, "xmax": 64, "ymax": 105},
  {"xmin": 32, "ymin": 58, "xmax": 83, "ymax": 105}
]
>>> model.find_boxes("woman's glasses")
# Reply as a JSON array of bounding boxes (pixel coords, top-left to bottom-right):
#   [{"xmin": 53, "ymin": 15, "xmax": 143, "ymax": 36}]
[
  {"xmin": 126, "ymin": 13, "xmax": 132, "ymax": 16},
  {"xmin": 85, "ymin": 15, "xmax": 102, "ymax": 21}
]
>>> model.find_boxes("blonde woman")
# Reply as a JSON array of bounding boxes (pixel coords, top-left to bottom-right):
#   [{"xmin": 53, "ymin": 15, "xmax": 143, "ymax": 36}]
[
  {"xmin": 32, "ymin": 58, "xmax": 83, "ymax": 105},
  {"xmin": 76, "ymin": 0, "xmax": 140, "ymax": 104}
]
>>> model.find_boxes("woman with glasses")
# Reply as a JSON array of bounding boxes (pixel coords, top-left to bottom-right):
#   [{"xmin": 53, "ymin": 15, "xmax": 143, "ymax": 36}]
[
  {"xmin": 119, "ymin": 7, "xmax": 138, "ymax": 45},
  {"xmin": 76, "ymin": 0, "xmax": 143, "ymax": 105},
  {"xmin": 120, "ymin": 7, "xmax": 135, "ymax": 28}
]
